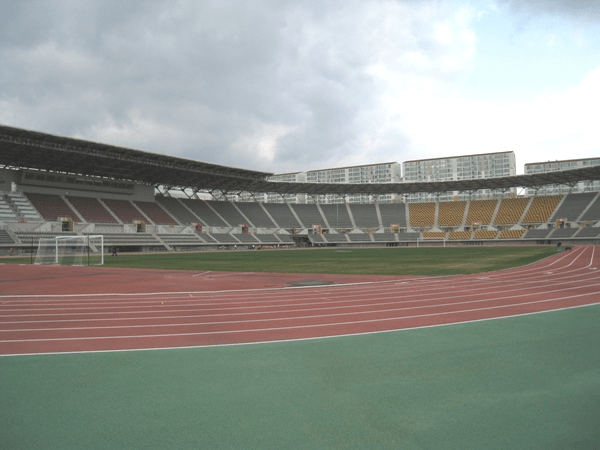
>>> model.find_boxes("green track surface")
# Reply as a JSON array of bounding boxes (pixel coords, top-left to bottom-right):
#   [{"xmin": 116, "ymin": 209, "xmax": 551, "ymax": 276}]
[{"xmin": 2, "ymin": 304, "xmax": 599, "ymax": 449}]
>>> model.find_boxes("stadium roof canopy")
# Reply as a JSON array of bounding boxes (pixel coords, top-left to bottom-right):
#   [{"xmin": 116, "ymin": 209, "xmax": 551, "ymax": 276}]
[
  {"xmin": 2, "ymin": 124, "xmax": 600, "ymax": 197},
  {"xmin": 0, "ymin": 125, "xmax": 272, "ymax": 193}
]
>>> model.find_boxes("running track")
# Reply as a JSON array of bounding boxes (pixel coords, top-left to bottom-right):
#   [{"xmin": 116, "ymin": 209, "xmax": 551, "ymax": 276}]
[{"xmin": 1, "ymin": 245, "xmax": 599, "ymax": 355}]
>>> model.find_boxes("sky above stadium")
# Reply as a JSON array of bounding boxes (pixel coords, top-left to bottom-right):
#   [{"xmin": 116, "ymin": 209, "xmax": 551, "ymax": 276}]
[{"xmin": 1, "ymin": 0, "xmax": 599, "ymax": 175}]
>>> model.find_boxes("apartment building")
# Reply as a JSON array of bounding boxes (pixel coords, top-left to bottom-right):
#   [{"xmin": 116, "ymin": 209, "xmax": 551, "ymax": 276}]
[
  {"xmin": 266, "ymin": 172, "xmax": 307, "ymax": 203},
  {"xmin": 403, "ymin": 151, "xmax": 517, "ymax": 202},
  {"xmin": 524, "ymin": 158, "xmax": 600, "ymax": 195},
  {"xmin": 268, "ymin": 162, "xmax": 401, "ymax": 204}
]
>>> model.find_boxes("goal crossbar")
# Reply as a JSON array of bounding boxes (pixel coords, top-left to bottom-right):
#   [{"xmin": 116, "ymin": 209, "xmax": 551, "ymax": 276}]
[
  {"xmin": 34, "ymin": 235, "xmax": 104, "ymax": 266},
  {"xmin": 416, "ymin": 238, "xmax": 446, "ymax": 248}
]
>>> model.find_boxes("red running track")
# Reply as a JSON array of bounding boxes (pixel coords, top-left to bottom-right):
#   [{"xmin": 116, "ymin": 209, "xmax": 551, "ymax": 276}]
[{"xmin": 1, "ymin": 245, "xmax": 599, "ymax": 355}]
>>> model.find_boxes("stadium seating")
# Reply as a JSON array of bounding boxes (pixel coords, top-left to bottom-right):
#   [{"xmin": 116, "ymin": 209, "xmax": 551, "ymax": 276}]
[
  {"xmin": 233, "ymin": 233, "xmax": 260, "ymax": 244},
  {"xmin": 0, "ymin": 197, "xmax": 18, "ymax": 221},
  {"xmin": 522, "ymin": 196, "xmax": 562, "ymax": 224},
  {"xmin": 0, "ymin": 229, "xmax": 16, "ymax": 244},
  {"xmin": 261, "ymin": 203, "xmax": 302, "ymax": 228},
  {"xmin": 181, "ymin": 199, "xmax": 228, "ymax": 227},
  {"xmin": 134, "ymin": 201, "xmax": 178, "ymax": 225},
  {"xmin": 209, "ymin": 233, "xmax": 240, "ymax": 244},
  {"xmin": 523, "ymin": 228, "xmax": 552, "ymax": 239},
  {"xmin": 465, "ymin": 199, "xmax": 498, "ymax": 226},
  {"xmin": 5, "ymin": 192, "xmax": 42, "ymax": 222},
  {"xmin": 290, "ymin": 204, "xmax": 326, "ymax": 228},
  {"xmin": 102, "ymin": 199, "xmax": 147, "ymax": 223},
  {"xmin": 25, "ymin": 193, "xmax": 79, "ymax": 221},
  {"xmin": 494, "ymin": 198, "xmax": 529, "ymax": 226},
  {"xmin": 7, "ymin": 186, "xmax": 600, "ymax": 254},
  {"xmin": 550, "ymin": 228, "xmax": 578, "ymax": 238},
  {"xmin": 574, "ymin": 227, "xmax": 600, "ymax": 238},
  {"xmin": 308, "ymin": 234, "xmax": 325, "ymax": 244},
  {"xmin": 67, "ymin": 196, "xmax": 117, "ymax": 223},
  {"xmin": 254, "ymin": 234, "xmax": 281, "ymax": 244},
  {"xmin": 323, "ymin": 233, "xmax": 349, "ymax": 243},
  {"xmin": 437, "ymin": 201, "xmax": 466, "ymax": 227},
  {"xmin": 372, "ymin": 232, "xmax": 396, "ymax": 242},
  {"xmin": 96, "ymin": 233, "xmax": 162, "ymax": 247},
  {"xmin": 199, "ymin": 233, "xmax": 218, "ymax": 243},
  {"xmin": 348, "ymin": 233, "xmax": 373, "ymax": 242},
  {"xmin": 15, "ymin": 231, "xmax": 78, "ymax": 247},
  {"xmin": 498, "ymin": 229, "xmax": 525, "ymax": 239},
  {"xmin": 157, "ymin": 233, "xmax": 205, "ymax": 247},
  {"xmin": 580, "ymin": 195, "xmax": 600, "ymax": 222},
  {"xmin": 423, "ymin": 231, "xmax": 446, "ymax": 239},
  {"xmin": 551, "ymin": 193, "xmax": 597, "ymax": 222},
  {"xmin": 348, "ymin": 204, "xmax": 379, "ymax": 229},
  {"xmin": 234, "ymin": 203, "xmax": 276, "ymax": 228},
  {"xmin": 155, "ymin": 197, "xmax": 201, "ymax": 225},
  {"xmin": 206, "ymin": 201, "xmax": 248, "ymax": 227},
  {"xmin": 409, "ymin": 202, "xmax": 436, "ymax": 228},
  {"xmin": 378, "ymin": 203, "xmax": 407, "ymax": 228},
  {"xmin": 397, "ymin": 232, "xmax": 420, "ymax": 241},
  {"xmin": 319, "ymin": 204, "xmax": 353, "ymax": 229},
  {"xmin": 449, "ymin": 230, "xmax": 472, "ymax": 240},
  {"xmin": 474, "ymin": 230, "xmax": 498, "ymax": 239},
  {"xmin": 275, "ymin": 234, "xmax": 295, "ymax": 243}
]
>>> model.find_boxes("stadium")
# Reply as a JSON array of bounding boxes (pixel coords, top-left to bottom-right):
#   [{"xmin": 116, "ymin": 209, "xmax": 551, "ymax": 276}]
[
  {"xmin": 1, "ymin": 125, "xmax": 600, "ymax": 448},
  {"xmin": 2, "ymin": 124, "xmax": 600, "ymax": 255}
]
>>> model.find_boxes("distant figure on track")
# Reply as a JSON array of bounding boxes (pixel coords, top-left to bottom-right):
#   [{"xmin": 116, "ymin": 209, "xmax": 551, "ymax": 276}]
[
  {"xmin": 112, "ymin": 245, "xmax": 118, "ymax": 256},
  {"xmin": 556, "ymin": 242, "xmax": 562, "ymax": 252}
]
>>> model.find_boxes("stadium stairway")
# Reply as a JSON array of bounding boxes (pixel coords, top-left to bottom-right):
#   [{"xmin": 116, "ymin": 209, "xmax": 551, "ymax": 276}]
[
  {"xmin": 315, "ymin": 204, "xmax": 331, "ymax": 229},
  {"xmin": 518, "ymin": 197, "xmax": 533, "ymax": 224},
  {"xmin": 375, "ymin": 204, "xmax": 384, "ymax": 230},
  {"xmin": 258, "ymin": 203, "xmax": 280, "ymax": 229},
  {"xmin": 231, "ymin": 202, "xmax": 256, "ymax": 228},
  {"xmin": 489, "ymin": 199, "xmax": 502, "ymax": 225},
  {"xmin": 205, "ymin": 201, "xmax": 234, "ymax": 227},
  {"xmin": 346, "ymin": 204, "xmax": 358, "ymax": 230},
  {"xmin": 61, "ymin": 196, "xmax": 86, "ymax": 222},
  {"xmin": 98, "ymin": 199, "xmax": 123, "ymax": 224}
]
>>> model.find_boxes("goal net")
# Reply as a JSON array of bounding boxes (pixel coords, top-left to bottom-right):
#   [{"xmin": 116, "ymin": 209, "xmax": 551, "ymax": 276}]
[
  {"xmin": 416, "ymin": 237, "xmax": 446, "ymax": 248},
  {"xmin": 34, "ymin": 235, "xmax": 104, "ymax": 266}
]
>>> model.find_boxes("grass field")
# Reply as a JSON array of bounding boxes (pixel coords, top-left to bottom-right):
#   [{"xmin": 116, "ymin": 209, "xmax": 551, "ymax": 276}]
[{"xmin": 1, "ymin": 245, "xmax": 558, "ymax": 276}]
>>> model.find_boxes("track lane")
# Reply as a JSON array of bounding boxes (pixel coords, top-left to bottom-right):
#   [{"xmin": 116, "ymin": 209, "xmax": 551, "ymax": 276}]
[{"xmin": 1, "ymin": 246, "xmax": 599, "ymax": 355}]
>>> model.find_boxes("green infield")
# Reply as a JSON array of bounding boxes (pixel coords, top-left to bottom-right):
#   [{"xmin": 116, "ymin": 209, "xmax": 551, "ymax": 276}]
[
  {"xmin": 98, "ymin": 246, "xmax": 555, "ymax": 276},
  {"xmin": 3, "ymin": 246, "xmax": 556, "ymax": 276}
]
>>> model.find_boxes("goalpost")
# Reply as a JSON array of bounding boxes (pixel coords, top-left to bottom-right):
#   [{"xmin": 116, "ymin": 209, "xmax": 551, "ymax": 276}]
[
  {"xmin": 416, "ymin": 237, "xmax": 446, "ymax": 248},
  {"xmin": 34, "ymin": 235, "xmax": 104, "ymax": 266}
]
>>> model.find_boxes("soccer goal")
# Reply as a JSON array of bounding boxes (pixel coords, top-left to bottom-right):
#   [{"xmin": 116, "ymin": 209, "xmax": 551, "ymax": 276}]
[
  {"xmin": 416, "ymin": 237, "xmax": 446, "ymax": 248},
  {"xmin": 34, "ymin": 235, "xmax": 104, "ymax": 266}
]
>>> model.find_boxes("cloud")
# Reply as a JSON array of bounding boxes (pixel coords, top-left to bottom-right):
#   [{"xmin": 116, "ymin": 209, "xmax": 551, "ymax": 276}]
[
  {"xmin": 497, "ymin": 0, "xmax": 600, "ymax": 21},
  {"xmin": 1, "ymin": 0, "xmax": 595, "ymax": 180},
  {"xmin": 382, "ymin": 61, "xmax": 600, "ymax": 172},
  {"xmin": 0, "ymin": 0, "xmax": 482, "ymax": 173}
]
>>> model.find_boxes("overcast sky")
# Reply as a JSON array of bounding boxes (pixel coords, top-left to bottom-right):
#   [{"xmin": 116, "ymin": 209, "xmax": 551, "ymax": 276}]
[{"xmin": 1, "ymin": 0, "xmax": 599, "ymax": 175}]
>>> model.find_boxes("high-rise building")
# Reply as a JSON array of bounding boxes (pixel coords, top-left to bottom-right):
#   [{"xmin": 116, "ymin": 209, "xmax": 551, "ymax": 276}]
[
  {"xmin": 268, "ymin": 162, "xmax": 401, "ymax": 204},
  {"xmin": 524, "ymin": 158, "xmax": 600, "ymax": 195},
  {"xmin": 266, "ymin": 172, "xmax": 307, "ymax": 203},
  {"xmin": 403, "ymin": 151, "xmax": 517, "ymax": 202}
]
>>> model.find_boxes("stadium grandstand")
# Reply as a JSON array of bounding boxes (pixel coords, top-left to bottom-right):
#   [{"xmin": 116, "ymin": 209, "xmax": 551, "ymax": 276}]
[{"xmin": 2, "ymin": 124, "xmax": 600, "ymax": 256}]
